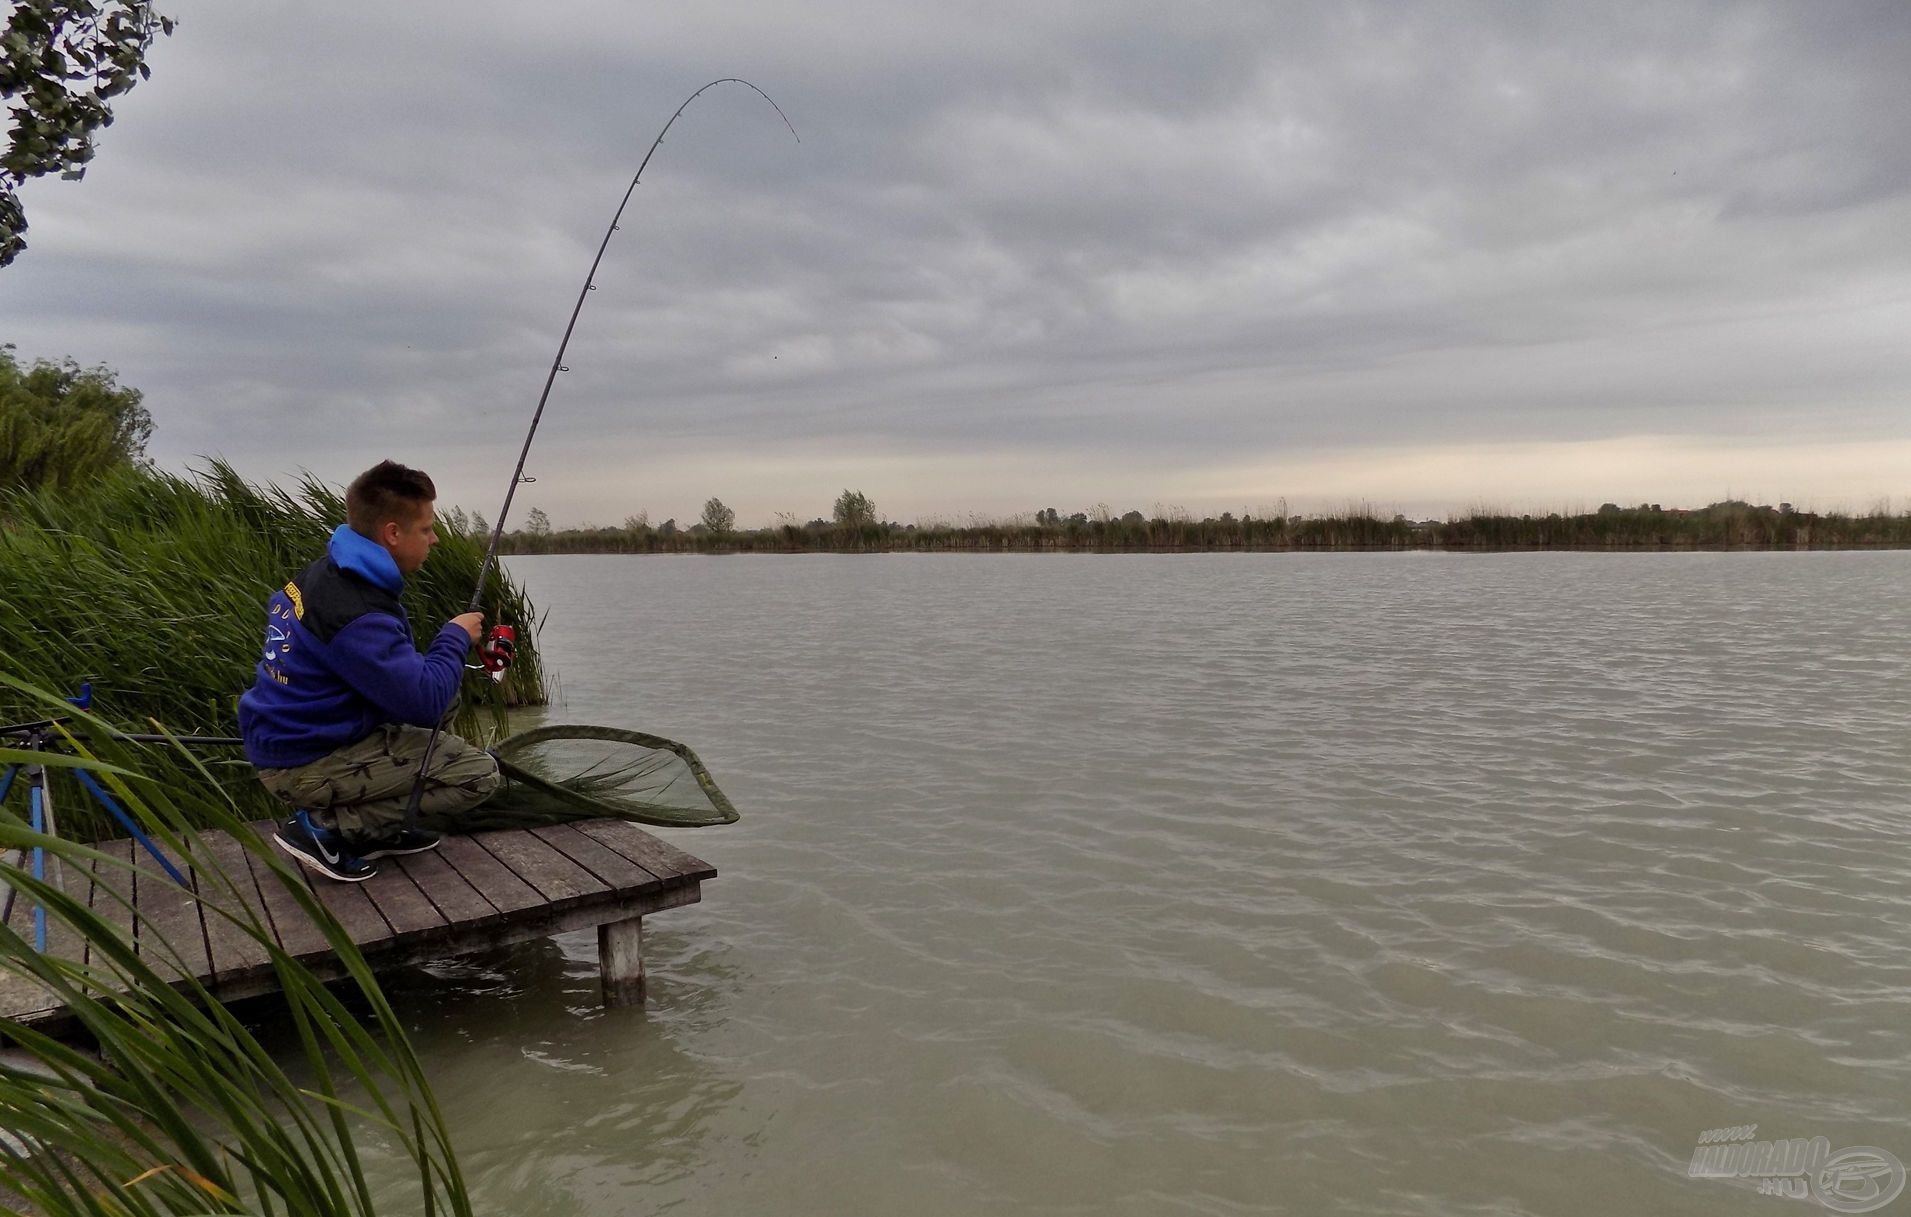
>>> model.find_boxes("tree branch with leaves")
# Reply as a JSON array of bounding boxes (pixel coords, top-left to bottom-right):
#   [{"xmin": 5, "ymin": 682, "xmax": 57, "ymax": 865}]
[
  {"xmin": 0, "ymin": 0, "xmax": 174, "ymax": 267},
  {"xmin": 0, "ymin": 344, "xmax": 152, "ymax": 491}
]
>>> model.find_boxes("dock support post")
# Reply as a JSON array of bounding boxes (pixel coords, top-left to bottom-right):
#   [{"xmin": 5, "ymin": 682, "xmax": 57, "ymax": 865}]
[{"xmin": 598, "ymin": 915, "xmax": 645, "ymax": 1006}]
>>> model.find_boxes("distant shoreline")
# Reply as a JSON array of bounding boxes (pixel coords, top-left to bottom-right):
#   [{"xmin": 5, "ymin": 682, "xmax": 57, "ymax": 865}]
[
  {"xmin": 503, "ymin": 542, "xmax": 1911, "ymax": 555},
  {"xmin": 493, "ymin": 501, "xmax": 1911, "ymax": 556}
]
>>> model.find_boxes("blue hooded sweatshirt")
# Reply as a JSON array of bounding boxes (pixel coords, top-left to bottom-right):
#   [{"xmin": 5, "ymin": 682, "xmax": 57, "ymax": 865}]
[{"xmin": 238, "ymin": 524, "xmax": 471, "ymax": 770}]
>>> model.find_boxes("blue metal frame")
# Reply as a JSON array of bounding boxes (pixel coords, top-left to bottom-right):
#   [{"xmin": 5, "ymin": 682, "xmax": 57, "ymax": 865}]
[
  {"xmin": 71, "ymin": 767, "xmax": 188, "ymax": 886},
  {"xmin": 29, "ymin": 781, "xmax": 46, "ymax": 952},
  {"xmin": 0, "ymin": 684, "xmax": 190, "ymax": 953}
]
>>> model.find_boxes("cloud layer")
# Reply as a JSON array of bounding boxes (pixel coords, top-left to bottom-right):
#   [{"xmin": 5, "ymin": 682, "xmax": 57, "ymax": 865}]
[{"xmin": 5, "ymin": 1, "xmax": 1909, "ymax": 523}]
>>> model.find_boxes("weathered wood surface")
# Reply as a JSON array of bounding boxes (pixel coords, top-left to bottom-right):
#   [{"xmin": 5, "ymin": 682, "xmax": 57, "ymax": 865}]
[
  {"xmin": 0, "ymin": 818, "xmax": 712, "ymax": 1030},
  {"xmin": 599, "ymin": 916, "xmax": 645, "ymax": 1006}
]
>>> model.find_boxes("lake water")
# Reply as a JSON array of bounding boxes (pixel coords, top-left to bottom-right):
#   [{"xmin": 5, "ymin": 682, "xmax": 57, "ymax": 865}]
[{"xmin": 366, "ymin": 552, "xmax": 1911, "ymax": 1215}]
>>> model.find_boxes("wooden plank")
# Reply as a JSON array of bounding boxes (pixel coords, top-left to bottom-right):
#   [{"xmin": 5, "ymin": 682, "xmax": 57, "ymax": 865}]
[
  {"xmin": 127, "ymin": 835, "xmax": 212, "ymax": 985},
  {"xmin": 240, "ymin": 821, "xmax": 333, "ymax": 961},
  {"xmin": 435, "ymin": 834, "xmax": 544, "ymax": 914},
  {"xmin": 530, "ymin": 823, "xmax": 667, "ymax": 890},
  {"xmin": 3, "ymin": 841, "xmax": 134, "ymax": 1024},
  {"xmin": 36, "ymin": 850, "xmax": 83, "ymax": 971},
  {"xmin": 1, "ymin": 848, "xmax": 77, "ymax": 949},
  {"xmin": 572, "ymin": 819, "xmax": 716, "ymax": 884},
  {"xmin": 359, "ymin": 865, "xmax": 448, "ymax": 939},
  {"xmin": 81, "ymin": 838, "xmax": 136, "ymax": 972},
  {"xmin": 0, "ymin": 969, "xmax": 52, "ymax": 1025},
  {"xmin": 0, "ymin": 850, "xmax": 52, "ymax": 1022},
  {"xmin": 1, "ymin": 851, "xmax": 40, "ymax": 938},
  {"xmin": 388, "ymin": 849, "xmax": 499, "ymax": 925},
  {"xmin": 31, "ymin": 777, "xmax": 96, "ymax": 982},
  {"xmin": 470, "ymin": 829, "xmax": 608, "ymax": 906},
  {"xmin": 239, "ymin": 819, "xmax": 393, "ymax": 953},
  {"xmin": 304, "ymin": 867, "xmax": 395, "ymax": 951},
  {"xmin": 0, "ymin": 854, "xmax": 21, "ymax": 936},
  {"xmin": 187, "ymin": 831, "xmax": 276, "ymax": 982}
]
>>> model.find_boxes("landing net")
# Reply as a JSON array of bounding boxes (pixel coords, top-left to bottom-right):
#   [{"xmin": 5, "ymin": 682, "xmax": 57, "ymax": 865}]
[{"xmin": 450, "ymin": 724, "xmax": 739, "ymax": 831}]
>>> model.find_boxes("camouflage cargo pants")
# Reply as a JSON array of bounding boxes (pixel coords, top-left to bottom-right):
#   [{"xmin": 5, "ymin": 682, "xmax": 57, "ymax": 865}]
[{"xmin": 256, "ymin": 723, "xmax": 503, "ymax": 843}]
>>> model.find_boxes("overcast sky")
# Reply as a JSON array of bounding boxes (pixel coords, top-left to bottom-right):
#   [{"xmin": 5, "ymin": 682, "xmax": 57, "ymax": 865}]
[{"xmin": 5, "ymin": 1, "xmax": 1910, "ymax": 526}]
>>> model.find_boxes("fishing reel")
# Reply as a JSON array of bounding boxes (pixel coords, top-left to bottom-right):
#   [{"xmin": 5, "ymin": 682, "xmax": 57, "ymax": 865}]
[
  {"xmin": 480, "ymin": 624, "xmax": 517, "ymax": 672},
  {"xmin": 473, "ymin": 624, "xmax": 517, "ymax": 681}
]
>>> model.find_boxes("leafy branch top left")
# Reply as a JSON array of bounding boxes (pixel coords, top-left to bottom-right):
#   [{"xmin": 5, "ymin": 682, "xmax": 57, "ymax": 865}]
[{"xmin": 0, "ymin": 1, "xmax": 174, "ymax": 268}]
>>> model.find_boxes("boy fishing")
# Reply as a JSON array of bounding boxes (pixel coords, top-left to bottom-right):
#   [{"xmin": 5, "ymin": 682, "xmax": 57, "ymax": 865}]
[{"xmin": 238, "ymin": 460, "xmax": 503, "ymax": 882}]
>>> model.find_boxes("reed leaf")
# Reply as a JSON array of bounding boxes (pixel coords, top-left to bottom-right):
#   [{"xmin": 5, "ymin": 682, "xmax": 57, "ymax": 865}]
[{"xmin": 0, "ymin": 683, "xmax": 471, "ymax": 1216}]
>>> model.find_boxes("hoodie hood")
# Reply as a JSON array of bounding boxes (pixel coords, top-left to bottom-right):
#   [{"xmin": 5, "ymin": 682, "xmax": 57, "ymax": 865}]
[{"xmin": 327, "ymin": 524, "xmax": 404, "ymax": 594}]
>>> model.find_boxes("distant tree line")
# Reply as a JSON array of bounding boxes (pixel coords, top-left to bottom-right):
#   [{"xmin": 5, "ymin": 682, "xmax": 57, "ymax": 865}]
[
  {"xmin": 483, "ymin": 494, "xmax": 1911, "ymax": 555},
  {"xmin": 12, "ymin": 349, "xmax": 1892, "ymax": 559}
]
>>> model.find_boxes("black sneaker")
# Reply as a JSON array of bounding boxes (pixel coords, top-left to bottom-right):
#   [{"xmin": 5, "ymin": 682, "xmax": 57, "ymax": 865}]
[
  {"xmin": 356, "ymin": 827, "xmax": 442, "ymax": 860},
  {"xmin": 273, "ymin": 810, "xmax": 378, "ymax": 883}
]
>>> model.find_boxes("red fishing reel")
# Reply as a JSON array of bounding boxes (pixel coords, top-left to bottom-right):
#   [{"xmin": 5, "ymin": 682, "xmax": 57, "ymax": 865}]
[{"xmin": 479, "ymin": 624, "xmax": 517, "ymax": 674}]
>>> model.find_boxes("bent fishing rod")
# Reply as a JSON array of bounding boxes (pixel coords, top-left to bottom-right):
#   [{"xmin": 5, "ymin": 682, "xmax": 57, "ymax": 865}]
[{"xmin": 401, "ymin": 78, "xmax": 799, "ymax": 827}]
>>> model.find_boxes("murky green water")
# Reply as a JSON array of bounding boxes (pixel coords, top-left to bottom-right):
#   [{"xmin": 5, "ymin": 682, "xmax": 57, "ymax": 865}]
[{"xmin": 349, "ymin": 552, "xmax": 1911, "ymax": 1215}]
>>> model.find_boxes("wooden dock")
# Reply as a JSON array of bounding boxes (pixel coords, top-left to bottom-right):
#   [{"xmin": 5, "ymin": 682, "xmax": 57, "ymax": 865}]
[{"xmin": 0, "ymin": 818, "xmax": 715, "ymax": 1033}]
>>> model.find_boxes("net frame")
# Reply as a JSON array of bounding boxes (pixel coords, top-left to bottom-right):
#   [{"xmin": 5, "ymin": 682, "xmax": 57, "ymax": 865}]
[{"xmin": 489, "ymin": 723, "xmax": 740, "ymax": 828}]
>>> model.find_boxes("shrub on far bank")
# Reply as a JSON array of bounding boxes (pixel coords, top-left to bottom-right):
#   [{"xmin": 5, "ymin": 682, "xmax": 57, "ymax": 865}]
[{"xmin": 0, "ymin": 346, "xmax": 153, "ymax": 493}]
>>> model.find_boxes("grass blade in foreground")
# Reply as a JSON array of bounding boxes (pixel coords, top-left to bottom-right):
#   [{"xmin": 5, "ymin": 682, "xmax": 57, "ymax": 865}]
[{"xmin": 0, "ymin": 685, "xmax": 471, "ymax": 1216}]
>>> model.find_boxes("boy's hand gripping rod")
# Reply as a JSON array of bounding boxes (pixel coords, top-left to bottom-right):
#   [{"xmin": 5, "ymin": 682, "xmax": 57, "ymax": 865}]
[{"xmin": 399, "ymin": 79, "xmax": 797, "ymax": 829}]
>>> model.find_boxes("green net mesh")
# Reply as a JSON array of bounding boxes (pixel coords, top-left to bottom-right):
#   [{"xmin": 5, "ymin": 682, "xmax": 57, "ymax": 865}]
[{"xmin": 449, "ymin": 724, "xmax": 740, "ymax": 831}]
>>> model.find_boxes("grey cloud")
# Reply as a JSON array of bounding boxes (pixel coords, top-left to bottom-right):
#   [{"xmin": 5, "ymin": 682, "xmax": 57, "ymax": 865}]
[{"xmin": 3, "ymin": 0, "xmax": 1909, "ymax": 521}]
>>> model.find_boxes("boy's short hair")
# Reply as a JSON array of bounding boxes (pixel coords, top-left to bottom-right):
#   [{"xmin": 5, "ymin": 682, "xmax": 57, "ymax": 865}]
[{"xmin": 346, "ymin": 461, "xmax": 436, "ymax": 536}]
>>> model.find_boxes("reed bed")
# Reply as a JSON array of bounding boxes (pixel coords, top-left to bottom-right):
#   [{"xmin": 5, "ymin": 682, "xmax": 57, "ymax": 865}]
[{"xmin": 0, "ymin": 462, "xmax": 546, "ymax": 838}]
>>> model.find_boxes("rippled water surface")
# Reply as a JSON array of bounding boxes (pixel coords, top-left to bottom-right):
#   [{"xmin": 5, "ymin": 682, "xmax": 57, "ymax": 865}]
[{"xmin": 369, "ymin": 552, "xmax": 1911, "ymax": 1215}]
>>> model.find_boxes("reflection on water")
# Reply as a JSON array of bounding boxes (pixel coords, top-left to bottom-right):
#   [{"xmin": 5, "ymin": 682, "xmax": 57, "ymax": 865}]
[
  {"xmin": 243, "ymin": 933, "xmax": 749, "ymax": 1212},
  {"xmin": 335, "ymin": 552, "xmax": 1911, "ymax": 1216},
  {"xmin": 373, "ymin": 937, "xmax": 747, "ymax": 1209}
]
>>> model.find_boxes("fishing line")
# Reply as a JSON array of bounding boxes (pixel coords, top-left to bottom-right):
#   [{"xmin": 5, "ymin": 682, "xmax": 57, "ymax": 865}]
[{"xmin": 402, "ymin": 77, "xmax": 799, "ymax": 827}]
